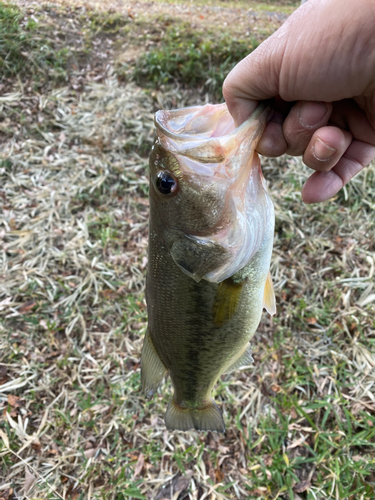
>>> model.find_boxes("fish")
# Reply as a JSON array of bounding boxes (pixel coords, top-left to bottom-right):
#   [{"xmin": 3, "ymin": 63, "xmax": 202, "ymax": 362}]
[{"xmin": 141, "ymin": 101, "xmax": 276, "ymax": 433}]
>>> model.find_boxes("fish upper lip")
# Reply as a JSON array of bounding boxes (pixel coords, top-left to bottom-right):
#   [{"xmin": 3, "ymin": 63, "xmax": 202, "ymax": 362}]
[
  {"xmin": 155, "ymin": 121, "xmax": 216, "ymax": 144},
  {"xmin": 154, "ymin": 101, "xmax": 271, "ymax": 141},
  {"xmin": 154, "ymin": 101, "xmax": 272, "ymax": 161}
]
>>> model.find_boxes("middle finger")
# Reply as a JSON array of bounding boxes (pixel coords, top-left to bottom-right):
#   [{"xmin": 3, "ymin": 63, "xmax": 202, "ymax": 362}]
[{"xmin": 283, "ymin": 101, "xmax": 333, "ymax": 156}]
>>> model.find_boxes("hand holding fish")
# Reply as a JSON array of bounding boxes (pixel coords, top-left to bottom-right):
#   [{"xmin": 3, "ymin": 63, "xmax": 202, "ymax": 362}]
[{"xmin": 223, "ymin": 0, "xmax": 375, "ymax": 204}]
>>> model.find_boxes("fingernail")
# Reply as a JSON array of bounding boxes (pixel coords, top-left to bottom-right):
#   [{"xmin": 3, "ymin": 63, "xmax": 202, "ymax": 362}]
[
  {"xmin": 299, "ymin": 102, "xmax": 327, "ymax": 127},
  {"xmin": 313, "ymin": 138, "xmax": 337, "ymax": 161}
]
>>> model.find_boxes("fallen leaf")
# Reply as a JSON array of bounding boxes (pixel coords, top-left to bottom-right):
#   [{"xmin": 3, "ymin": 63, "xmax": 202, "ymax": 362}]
[
  {"xmin": 67, "ymin": 487, "xmax": 81, "ymax": 500},
  {"xmin": 263, "ymin": 454, "xmax": 273, "ymax": 467},
  {"xmin": 101, "ymin": 289, "xmax": 118, "ymax": 299},
  {"xmin": 306, "ymin": 317, "xmax": 317, "ymax": 324},
  {"xmin": 19, "ymin": 300, "xmax": 37, "ymax": 313},
  {"xmin": 84, "ymin": 447, "xmax": 97, "ymax": 459},
  {"xmin": 31, "ymin": 440, "xmax": 41, "ymax": 453},
  {"xmin": 271, "ymin": 383, "xmax": 282, "ymax": 392},
  {"xmin": 150, "ymin": 414, "xmax": 158, "ymax": 426},
  {"xmin": 294, "ymin": 480, "xmax": 311, "ymax": 493},
  {"xmin": 90, "ymin": 404, "xmax": 111, "ymax": 414},
  {"xmin": 0, "ymin": 488, "xmax": 14, "ymax": 500},
  {"xmin": 290, "ymin": 407, "xmax": 298, "ymax": 419},
  {"xmin": 0, "ymin": 366, "xmax": 8, "ymax": 385},
  {"xmin": 133, "ymin": 453, "xmax": 144, "ymax": 478},
  {"xmin": 215, "ymin": 467, "xmax": 224, "ymax": 482},
  {"xmin": 24, "ymin": 468, "xmax": 36, "ymax": 494},
  {"xmin": 155, "ymin": 472, "xmax": 193, "ymax": 500},
  {"xmin": 39, "ymin": 319, "xmax": 48, "ymax": 329},
  {"xmin": 287, "ymin": 435, "xmax": 307, "ymax": 449},
  {"xmin": 247, "ymin": 488, "xmax": 267, "ymax": 495},
  {"xmin": 7, "ymin": 395, "xmax": 24, "ymax": 408},
  {"xmin": 203, "ymin": 451, "xmax": 215, "ymax": 483},
  {"xmin": 49, "ymin": 442, "xmax": 61, "ymax": 455}
]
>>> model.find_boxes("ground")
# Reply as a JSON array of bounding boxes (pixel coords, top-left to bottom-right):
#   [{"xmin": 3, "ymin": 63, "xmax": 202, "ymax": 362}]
[{"xmin": 0, "ymin": 1, "xmax": 375, "ymax": 499}]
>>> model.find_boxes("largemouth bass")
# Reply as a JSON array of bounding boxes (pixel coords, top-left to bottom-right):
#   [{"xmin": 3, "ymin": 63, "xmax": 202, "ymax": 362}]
[{"xmin": 141, "ymin": 102, "xmax": 275, "ymax": 432}]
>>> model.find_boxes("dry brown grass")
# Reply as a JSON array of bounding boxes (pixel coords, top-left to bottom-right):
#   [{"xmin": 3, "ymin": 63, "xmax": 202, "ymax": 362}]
[{"xmin": 1, "ymin": 1, "xmax": 375, "ymax": 499}]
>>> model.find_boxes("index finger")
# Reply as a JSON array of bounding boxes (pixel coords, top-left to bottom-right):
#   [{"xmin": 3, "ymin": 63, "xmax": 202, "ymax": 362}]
[{"xmin": 222, "ymin": 39, "xmax": 281, "ymax": 126}]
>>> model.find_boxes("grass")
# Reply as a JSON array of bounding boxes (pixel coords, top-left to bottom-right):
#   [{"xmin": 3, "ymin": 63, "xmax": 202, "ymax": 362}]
[
  {"xmin": 0, "ymin": 0, "xmax": 134, "ymax": 89},
  {"xmin": 133, "ymin": 25, "xmax": 261, "ymax": 100},
  {"xmin": 1, "ymin": 0, "xmax": 375, "ymax": 499},
  {"xmin": 0, "ymin": 2, "xmax": 73, "ymax": 83},
  {"xmin": 151, "ymin": 0, "xmax": 299, "ymax": 14}
]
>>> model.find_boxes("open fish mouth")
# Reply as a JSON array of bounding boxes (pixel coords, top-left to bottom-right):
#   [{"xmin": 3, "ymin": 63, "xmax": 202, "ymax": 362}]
[{"xmin": 153, "ymin": 102, "xmax": 273, "ymax": 283}]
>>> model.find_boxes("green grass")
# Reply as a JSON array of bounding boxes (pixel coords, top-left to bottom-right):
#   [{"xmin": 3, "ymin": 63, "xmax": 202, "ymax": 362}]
[
  {"xmin": 0, "ymin": 1, "xmax": 132, "ymax": 88},
  {"xmin": 88, "ymin": 11, "xmax": 131, "ymax": 34},
  {"xmin": 133, "ymin": 25, "xmax": 261, "ymax": 100},
  {"xmin": 243, "ymin": 399, "xmax": 375, "ymax": 499},
  {"xmin": 238, "ymin": 328, "xmax": 375, "ymax": 498},
  {"xmin": 0, "ymin": 2, "xmax": 72, "ymax": 82},
  {"xmin": 152, "ymin": 0, "xmax": 299, "ymax": 14}
]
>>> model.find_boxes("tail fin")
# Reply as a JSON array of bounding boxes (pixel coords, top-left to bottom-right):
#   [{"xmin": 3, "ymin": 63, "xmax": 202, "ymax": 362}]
[{"xmin": 165, "ymin": 399, "xmax": 225, "ymax": 433}]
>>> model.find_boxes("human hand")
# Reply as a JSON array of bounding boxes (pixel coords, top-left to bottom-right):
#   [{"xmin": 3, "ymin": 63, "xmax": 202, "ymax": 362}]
[{"xmin": 223, "ymin": 0, "xmax": 375, "ymax": 203}]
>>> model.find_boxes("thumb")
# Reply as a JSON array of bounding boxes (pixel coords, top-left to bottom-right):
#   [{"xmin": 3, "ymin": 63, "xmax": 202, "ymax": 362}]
[{"xmin": 223, "ymin": 34, "xmax": 284, "ymax": 127}]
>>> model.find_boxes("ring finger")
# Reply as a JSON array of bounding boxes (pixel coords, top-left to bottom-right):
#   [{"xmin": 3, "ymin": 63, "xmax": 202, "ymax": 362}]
[{"xmin": 303, "ymin": 126, "xmax": 352, "ymax": 171}]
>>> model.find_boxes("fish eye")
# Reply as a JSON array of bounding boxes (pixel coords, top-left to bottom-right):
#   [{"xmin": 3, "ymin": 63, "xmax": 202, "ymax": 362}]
[{"xmin": 156, "ymin": 171, "xmax": 178, "ymax": 195}]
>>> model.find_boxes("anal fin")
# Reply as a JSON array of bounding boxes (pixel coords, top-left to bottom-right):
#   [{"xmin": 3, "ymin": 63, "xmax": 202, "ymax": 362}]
[
  {"xmin": 263, "ymin": 271, "xmax": 276, "ymax": 316},
  {"xmin": 165, "ymin": 399, "xmax": 225, "ymax": 433},
  {"xmin": 141, "ymin": 329, "xmax": 168, "ymax": 398},
  {"xmin": 224, "ymin": 344, "xmax": 253, "ymax": 374}
]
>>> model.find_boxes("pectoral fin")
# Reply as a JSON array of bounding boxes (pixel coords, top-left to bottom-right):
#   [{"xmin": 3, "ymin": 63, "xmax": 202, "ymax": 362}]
[
  {"xmin": 263, "ymin": 271, "xmax": 276, "ymax": 316},
  {"xmin": 213, "ymin": 278, "xmax": 244, "ymax": 328},
  {"xmin": 141, "ymin": 329, "xmax": 168, "ymax": 398}
]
